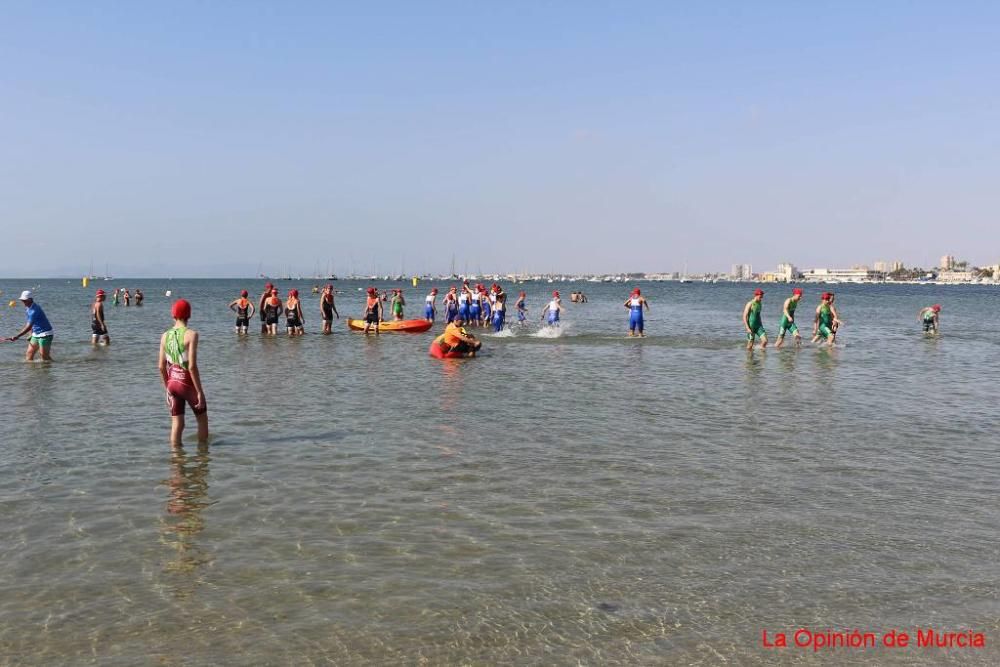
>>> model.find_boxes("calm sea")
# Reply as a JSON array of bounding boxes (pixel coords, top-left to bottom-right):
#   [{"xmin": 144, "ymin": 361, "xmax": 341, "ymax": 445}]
[{"xmin": 1, "ymin": 278, "xmax": 997, "ymax": 665}]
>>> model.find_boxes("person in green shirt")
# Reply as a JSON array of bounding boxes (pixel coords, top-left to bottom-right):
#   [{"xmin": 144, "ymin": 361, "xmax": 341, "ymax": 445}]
[
  {"xmin": 812, "ymin": 292, "xmax": 841, "ymax": 346},
  {"xmin": 742, "ymin": 288, "xmax": 768, "ymax": 350},
  {"xmin": 775, "ymin": 287, "xmax": 804, "ymax": 348},
  {"xmin": 918, "ymin": 304, "xmax": 941, "ymax": 334}
]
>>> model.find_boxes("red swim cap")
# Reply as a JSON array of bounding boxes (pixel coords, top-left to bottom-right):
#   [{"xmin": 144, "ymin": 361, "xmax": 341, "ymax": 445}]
[
  {"xmin": 754, "ymin": 288, "xmax": 764, "ymax": 296},
  {"xmin": 289, "ymin": 289, "xmax": 298, "ymax": 297},
  {"xmin": 821, "ymin": 292, "xmax": 831, "ymax": 300},
  {"xmin": 367, "ymin": 287, "xmax": 376, "ymax": 295},
  {"xmin": 265, "ymin": 283, "xmax": 273, "ymax": 289},
  {"xmin": 96, "ymin": 289, "xmax": 105, "ymax": 297},
  {"xmin": 632, "ymin": 288, "xmax": 640, "ymax": 295},
  {"xmin": 519, "ymin": 291, "xmax": 526, "ymax": 297},
  {"xmin": 171, "ymin": 299, "xmax": 191, "ymax": 320},
  {"xmin": 932, "ymin": 304, "xmax": 941, "ymax": 312},
  {"xmin": 241, "ymin": 290, "xmax": 249, "ymax": 297},
  {"xmin": 553, "ymin": 290, "xmax": 560, "ymax": 297},
  {"xmin": 326, "ymin": 283, "xmax": 333, "ymax": 290},
  {"xmin": 792, "ymin": 288, "xmax": 803, "ymax": 296}
]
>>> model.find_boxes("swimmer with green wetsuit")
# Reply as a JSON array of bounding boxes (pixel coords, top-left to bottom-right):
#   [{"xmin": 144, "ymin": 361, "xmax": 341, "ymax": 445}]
[
  {"xmin": 919, "ymin": 304, "xmax": 941, "ymax": 334},
  {"xmin": 812, "ymin": 292, "xmax": 841, "ymax": 345},
  {"xmin": 742, "ymin": 288, "xmax": 767, "ymax": 350},
  {"xmin": 775, "ymin": 287, "xmax": 804, "ymax": 348}
]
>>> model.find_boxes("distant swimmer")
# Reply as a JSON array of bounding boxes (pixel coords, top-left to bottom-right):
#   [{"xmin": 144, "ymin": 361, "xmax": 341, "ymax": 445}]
[
  {"xmin": 457, "ymin": 284, "xmax": 472, "ymax": 324},
  {"xmin": 123, "ymin": 288, "xmax": 131, "ymax": 307},
  {"xmin": 320, "ymin": 284, "xmax": 339, "ymax": 334},
  {"xmin": 112, "ymin": 288, "xmax": 120, "ymax": 307},
  {"xmin": 492, "ymin": 285, "xmax": 507, "ymax": 332},
  {"xmin": 229, "ymin": 290, "xmax": 255, "ymax": 334},
  {"xmin": 431, "ymin": 316, "xmax": 482, "ymax": 358},
  {"xmin": 578, "ymin": 291, "xmax": 588, "ymax": 303},
  {"xmin": 258, "ymin": 282, "xmax": 274, "ymax": 334},
  {"xmin": 443, "ymin": 287, "xmax": 458, "ymax": 323},
  {"xmin": 515, "ymin": 291, "xmax": 528, "ymax": 325},
  {"xmin": 812, "ymin": 292, "xmax": 841, "ymax": 346},
  {"xmin": 743, "ymin": 288, "xmax": 768, "ymax": 350},
  {"xmin": 775, "ymin": 288, "xmax": 804, "ymax": 348},
  {"xmin": 91, "ymin": 289, "xmax": 111, "ymax": 345},
  {"xmin": 624, "ymin": 287, "xmax": 649, "ymax": 337},
  {"xmin": 391, "ymin": 288, "xmax": 406, "ymax": 321},
  {"xmin": 363, "ymin": 287, "xmax": 383, "ymax": 335},
  {"xmin": 158, "ymin": 299, "xmax": 208, "ymax": 447},
  {"xmin": 424, "ymin": 287, "xmax": 438, "ymax": 323},
  {"xmin": 134, "ymin": 289, "xmax": 144, "ymax": 306},
  {"xmin": 285, "ymin": 289, "xmax": 305, "ymax": 336},
  {"xmin": 541, "ymin": 291, "xmax": 565, "ymax": 326},
  {"xmin": 3, "ymin": 290, "xmax": 55, "ymax": 360},
  {"xmin": 919, "ymin": 304, "xmax": 941, "ymax": 334},
  {"xmin": 263, "ymin": 288, "xmax": 283, "ymax": 335}
]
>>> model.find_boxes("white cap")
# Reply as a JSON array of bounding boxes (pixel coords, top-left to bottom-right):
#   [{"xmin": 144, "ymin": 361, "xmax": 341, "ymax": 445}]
[{"xmin": 19, "ymin": 290, "xmax": 33, "ymax": 301}]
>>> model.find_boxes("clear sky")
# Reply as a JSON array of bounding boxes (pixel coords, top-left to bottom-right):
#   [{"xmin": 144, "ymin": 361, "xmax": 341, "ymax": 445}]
[{"xmin": 2, "ymin": 1, "xmax": 998, "ymax": 277}]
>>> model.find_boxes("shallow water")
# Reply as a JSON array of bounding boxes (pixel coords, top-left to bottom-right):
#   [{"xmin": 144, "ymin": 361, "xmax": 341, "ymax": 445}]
[{"xmin": 1, "ymin": 279, "xmax": 998, "ymax": 664}]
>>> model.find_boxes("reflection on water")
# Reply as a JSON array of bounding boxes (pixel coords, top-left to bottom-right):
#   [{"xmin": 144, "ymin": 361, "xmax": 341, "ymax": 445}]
[{"xmin": 160, "ymin": 443, "xmax": 213, "ymax": 586}]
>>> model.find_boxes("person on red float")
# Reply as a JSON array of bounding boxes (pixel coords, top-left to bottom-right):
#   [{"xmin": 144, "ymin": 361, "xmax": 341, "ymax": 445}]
[{"xmin": 158, "ymin": 299, "xmax": 208, "ymax": 447}]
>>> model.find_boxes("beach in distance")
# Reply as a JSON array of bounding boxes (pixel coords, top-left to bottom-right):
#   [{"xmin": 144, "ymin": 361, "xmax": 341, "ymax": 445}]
[{"xmin": 1, "ymin": 278, "xmax": 997, "ymax": 664}]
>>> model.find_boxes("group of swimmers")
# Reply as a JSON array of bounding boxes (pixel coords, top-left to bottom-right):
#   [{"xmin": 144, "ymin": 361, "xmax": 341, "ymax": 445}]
[
  {"xmin": 107, "ymin": 287, "xmax": 143, "ymax": 307},
  {"xmin": 742, "ymin": 288, "xmax": 943, "ymax": 350}
]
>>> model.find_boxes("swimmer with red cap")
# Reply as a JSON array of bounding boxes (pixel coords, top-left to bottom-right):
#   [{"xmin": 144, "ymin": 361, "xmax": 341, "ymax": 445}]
[
  {"xmin": 443, "ymin": 286, "xmax": 459, "ymax": 323},
  {"xmin": 363, "ymin": 287, "xmax": 383, "ymax": 334},
  {"xmin": 228, "ymin": 289, "xmax": 256, "ymax": 335},
  {"xmin": 918, "ymin": 304, "xmax": 942, "ymax": 335},
  {"xmin": 262, "ymin": 288, "xmax": 283, "ymax": 335},
  {"xmin": 285, "ymin": 289, "xmax": 305, "ymax": 335},
  {"xmin": 776, "ymin": 288, "xmax": 804, "ymax": 348},
  {"xmin": 424, "ymin": 287, "xmax": 438, "ymax": 323},
  {"xmin": 812, "ymin": 292, "xmax": 841, "ymax": 345},
  {"xmin": 320, "ymin": 284, "xmax": 339, "ymax": 334},
  {"xmin": 91, "ymin": 289, "xmax": 110, "ymax": 345},
  {"xmin": 158, "ymin": 299, "xmax": 208, "ymax": 446},
  {"xmin": 624, "ymin": 287, "xmax": 650, "ymax": 337},
  {"xmin": 541, "ymin": 290, "xmax": 565, "ymax": 326},
  {"xmin": 743, "ymin": 288, "xmax": 768, "ymax": 350},
  {"xmin": 515, "ymin": 291, "xmax": 528, "ymax": 325},
  {"xmin": 258, "ymin": 282, "xmax": 274, "ymax": 334}
]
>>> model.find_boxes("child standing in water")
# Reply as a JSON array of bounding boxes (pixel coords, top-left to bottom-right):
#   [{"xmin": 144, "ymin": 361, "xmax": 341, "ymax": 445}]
[
  {"xmin": 158, "ymin": 299, "xmax": 208, "ymax": 447},
  {"xmin": 91, "ymin": 289, "xmax": 110, "ymax": 345},
  {"xmin": 391, "ymin": 289, "xmax": 406, "ymax": 321}
]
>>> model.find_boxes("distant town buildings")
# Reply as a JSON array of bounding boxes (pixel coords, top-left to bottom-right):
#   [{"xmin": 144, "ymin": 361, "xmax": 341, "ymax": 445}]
[
  {"xmin": 800, "ymin": 267, "xmax": 882, "ymax": 283},
  {"xmin": 940, "ymin": 255, "xmax": 956, "ymax": 270},
  {"xmin": 776, "ymin": 263, "xmax": 799, "ymax": 282},
  {"xmin": 731, "ymin": 264, "xmax": 753, "ymax": 281}
]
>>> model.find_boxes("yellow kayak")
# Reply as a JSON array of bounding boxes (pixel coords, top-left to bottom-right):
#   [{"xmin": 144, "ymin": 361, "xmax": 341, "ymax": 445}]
[{"xmin": 346, "ymin": 318, "xmax": 433, "ymax": 333}]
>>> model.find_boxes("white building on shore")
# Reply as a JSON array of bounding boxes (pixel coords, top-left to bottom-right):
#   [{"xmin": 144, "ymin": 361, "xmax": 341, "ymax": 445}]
[
  {"xmin": 731, "ymin": 264, "xmax": 753, "ymax": 280},
  {"xmin": 800, "ymin": 267, "xmax": 883, "ymax": 283}
]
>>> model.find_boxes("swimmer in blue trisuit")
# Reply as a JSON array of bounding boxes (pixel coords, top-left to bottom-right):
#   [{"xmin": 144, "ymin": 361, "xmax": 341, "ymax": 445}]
[
  {"xmin": 481, "ymin": 285, "xmax": 493, "ymax": 326},
  {"xmin": 515, "ymin": 291, "xmax": 528, "ymax": 325},
  {"xmin": 540, "ymin": 291, "xmax": 565, "ymax": 326},
  {"xmin": 469, "ymin": 285, "xmax": 483, "ymax": 327},
  {"xmin": 624, "ymin": 287, "xmax": 650, "ymax": 337},
  {"xmin": 443, "ymin": 286, "xmax": 458, "ymax": 323},
  {"xmin": 458, "ymin": 284, "xmax": 472, "ymax": 324},
  {"xmin": 424, "ymin": 287, "xmax": 438, "ymax": 323},
  {"xmin": 492, "ymin": 285, "xmax": 507, "ymax": 332}
]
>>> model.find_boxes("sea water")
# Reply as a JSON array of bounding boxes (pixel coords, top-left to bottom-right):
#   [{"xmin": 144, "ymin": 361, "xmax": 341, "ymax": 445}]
[{"xmin": 1, "ymin": 279, "xmax": 997, "ymax": 664}]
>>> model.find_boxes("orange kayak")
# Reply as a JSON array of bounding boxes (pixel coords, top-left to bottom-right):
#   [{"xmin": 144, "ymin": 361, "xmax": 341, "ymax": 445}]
[{"xmin": 346, "ymin": 318, "xmax": 433, "ymax": 333}]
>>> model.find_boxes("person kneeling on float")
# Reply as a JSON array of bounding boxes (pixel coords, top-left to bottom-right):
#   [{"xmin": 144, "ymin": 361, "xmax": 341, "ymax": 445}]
[
  {"xmin": 432, "ymin": 317, "xmax": 481, "ymax": 358},
  {"xmin": 919, "ymin": 304, "xmax": 941, "ymax": 334},
  {"xmin": 158, "ymin": 299, "xmax": 208, "ymax": 447}
]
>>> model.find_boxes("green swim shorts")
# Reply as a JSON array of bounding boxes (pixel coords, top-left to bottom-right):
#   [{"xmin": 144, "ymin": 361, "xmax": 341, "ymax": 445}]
[
  {"xmin": 817, "ymin": 324, "xmax": 834, "ymax": 340},
  {"xmin": 29, "ymin": 335, "xmax": 53, "ymax": 348},
  {"xmin": 778, "ymin": 318, "xmax": 798, "ymax": 337},
  {"xmin": 746, "ymin": 324, "xmax": 767, "ymax": 341}
]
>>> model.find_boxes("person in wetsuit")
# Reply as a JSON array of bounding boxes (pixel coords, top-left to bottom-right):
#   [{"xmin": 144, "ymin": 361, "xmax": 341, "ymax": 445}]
[
  {"xmin": 363, "ymin": 287, "xmax": 383, "ymax": 335},
  {"xmin": 228, "ymin": 290, "xmax": 256, "ymax": 334},
  {"xmin": 919, "ymin": 304, "xmax": 941, "ymax": 334},
  {"xmin": 743, "ymin": 288, "xmax": 767, "ymax": 350},
  {"xmin": 320, "ymin": 284, "xmax": 339, "ymax": 334},
  {"xmin": 775, "ymin": 288, "xmax": 803, "ymax": 348},
  {"xmin": 624, "ymin": 287, "xmax": 649, "ymax": 337},
  {"xmin": 258, "ymin": 282, "xmax": 274, "ymax": 334},
  {"xmin": 541, "ymin": 291, "xmax": 565, "ymax": 327},
  {"xmin": 284, "ymin": 289, "xmax": 305, "ymax": 336},
  {"xmin": 158, "ymin": 299, "xmax": 208, "ymax": 447},
  {"xmin": 812, "ymin": 292, "xmax": 841, "ymax": 346},
  {"xmin": 91, "ymin": 289, "xmax": 111, "ymax": 345},
  {"xmin": 263, "ymin": 288, "xmax": 283, "ymax": 336},
  {"xmin": 424, "ymin": 288, "xmax": 438, "ymax": 323}
]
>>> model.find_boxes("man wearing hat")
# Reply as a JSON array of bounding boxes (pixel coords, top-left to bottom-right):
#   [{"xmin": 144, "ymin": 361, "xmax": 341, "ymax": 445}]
[
  {"xmin": 743, "ymin": 288, "xmax": 768, "ymax": 350},
  {"xmin": 91, "ymin": 289, "xmax": 111, "ymax": 346},
  {"xmin": 4, "ymin": 290, "xmax": 55, "ymax": 360},
  {"xmin": 775, "ymin": 288, "xmax": 804, "ymax": 348}
]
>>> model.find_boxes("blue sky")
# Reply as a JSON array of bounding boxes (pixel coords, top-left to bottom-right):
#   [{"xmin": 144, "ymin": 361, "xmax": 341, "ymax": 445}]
[{"xmin": 2, "ymin": 1, "xmax": 998, "ymax": 277}]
